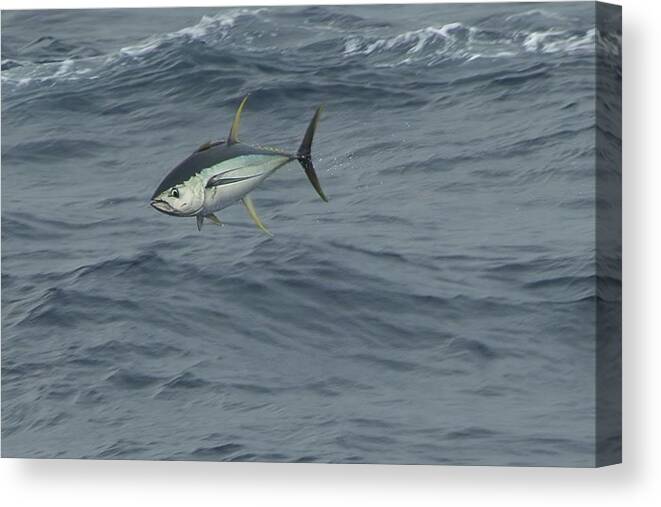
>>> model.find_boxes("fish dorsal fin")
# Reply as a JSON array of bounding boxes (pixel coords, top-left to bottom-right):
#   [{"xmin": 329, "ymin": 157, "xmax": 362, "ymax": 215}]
[
  {"xmin": 242, "ymin": 195, "xmax": 272, "ymax": 236},
  {"xmin": 227, "ymin": 95, "xmax": 249, "ymax": 145}
]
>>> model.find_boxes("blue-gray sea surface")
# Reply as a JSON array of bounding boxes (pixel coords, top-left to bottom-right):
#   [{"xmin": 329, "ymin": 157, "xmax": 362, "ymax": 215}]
[{"xmin": 1, "ymin": 3, "xmax": 620, "ymax": 466}]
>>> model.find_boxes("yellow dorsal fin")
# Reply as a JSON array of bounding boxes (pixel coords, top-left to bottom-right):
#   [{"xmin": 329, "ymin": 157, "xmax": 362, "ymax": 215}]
[
  {"xmin": 242, "ymin": 195, "xmax": 272, "ymax": 236},
  {"xmin": 227, "ymin": 95, "xmax": 249, "ymax": 145}
]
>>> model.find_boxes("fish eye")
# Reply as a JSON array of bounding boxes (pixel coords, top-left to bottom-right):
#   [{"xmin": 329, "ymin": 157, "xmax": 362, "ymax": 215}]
[{"xmin": 170, "ymin": 188, "xmax": 180, "ymax": 198}]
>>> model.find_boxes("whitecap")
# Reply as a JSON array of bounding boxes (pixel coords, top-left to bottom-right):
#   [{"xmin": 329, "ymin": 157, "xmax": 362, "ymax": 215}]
[
  {"xmin": 438, "ymin": 22, "xmax": 465, "ymax": 38},
  {"xmin": 523, "ymin": 28, "xmax": 595, "ymax": 54},
  {"xmin": 344, "ymin": 22, "xmax": 470, "ymax": 58},
  {"xmin": 522, "ymin": 30, "xmax": 567, "ymax": 52},
  {"xmin": 343, "ymin": 37, "xmax": 362, "ymax": 55},
  {"xmin": 2, "ymin": 8, "xmax": 268, "ymax": 88},
  {"xmin": 118, "ymin": 11, "xmax": 239, "ymax": 58},
  {"xmin": 54, "ymin": 58, "xmax": 75, "ymax": 77}
]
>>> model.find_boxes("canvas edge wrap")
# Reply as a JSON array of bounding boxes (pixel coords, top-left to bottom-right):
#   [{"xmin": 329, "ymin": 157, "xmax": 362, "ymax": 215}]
[{"xmin": 594, "ymin": 1, "xmax": 622, "ymax": 468}]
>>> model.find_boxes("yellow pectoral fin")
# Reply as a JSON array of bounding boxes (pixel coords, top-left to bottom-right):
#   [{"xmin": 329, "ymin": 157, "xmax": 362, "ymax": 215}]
[
  {"xmin": 206, "ymin": 213, "xmax": 223, "ymax": 226},
  {"xmin": 242, "ymin": 195, "xmax": 272, "ymax": 237}
]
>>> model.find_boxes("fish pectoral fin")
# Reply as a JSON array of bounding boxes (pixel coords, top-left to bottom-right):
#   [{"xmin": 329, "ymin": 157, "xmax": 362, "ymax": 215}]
[
  {"xmin": 196, "ymin": 215, "xmax": 204, "ymax": 231},
  {"xmin": 242, "ymin": 195, "xmax": 272, "ymax": 237},
  {"xmin": 227, "ymin": 95, "xmax": 249, "ymax": 145},
  {"xmin": 206, "ymin": 213, "xmax": 223, "ymax": 226},
  {"xmin": 206, "ymin": 174, "xmax": 255, "ymax": 188}
]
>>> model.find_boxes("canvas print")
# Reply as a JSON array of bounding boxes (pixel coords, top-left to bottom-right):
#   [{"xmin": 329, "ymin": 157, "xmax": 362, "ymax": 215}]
[{"xmin": 1, "ymin": 2, "xmax": 621, "ymax": 466}]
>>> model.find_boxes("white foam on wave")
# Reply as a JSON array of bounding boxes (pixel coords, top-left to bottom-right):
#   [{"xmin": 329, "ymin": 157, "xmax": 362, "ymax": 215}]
[
  {"xmin": 176, "ymin": 14, "xmax": 235, "ymax": 39},
  {"xmin": 465, "ymin": 50, "xmax": 517, "ymax": 63},
  {"xmin": 343, "ymin": 38, "xmax": 362, "ymax": 55},
  {"xmin": 1, "ymin": 56, "xmax": 100, "ymax": 86},
  {"xmin": 438, "ymin": 22, "xmax": 465, "ymax": 37},
  {"xmin": 523, "ymin": 28, "xmax": 596, "ymax": 54},
  {"xmin": 2, "ymin": 8, "xmax": 266, "ymax": 87},
  {"xmin": 344, "ymin": 19, "xmax": 601, "ymax": 67},
  {"xmin": 522, "ymin": 30, "xmax": 567, "ymax": 52},
  {"xmin": 54, "ymin": 58, "xmax": 75, "ymax": 77},
  {"xmin": 344, "ymin": 22, "xmax": 469, "ymax": 57},
  {"xmin": 118, "ymin": 10, "xmax": 244, "ymax": 58},
  {"xmin": 118, "ymin": 41, "xmax": 161, "ymax": 58}
]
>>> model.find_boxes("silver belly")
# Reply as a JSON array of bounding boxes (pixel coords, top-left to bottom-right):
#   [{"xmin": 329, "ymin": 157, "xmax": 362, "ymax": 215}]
[
  {"xmin": 199, "ymin": 154, "xmax": 294, "ymax": 215},
  {"xmin": 202, "ymin": 173, "xmax": 270, "ymax": 213}
]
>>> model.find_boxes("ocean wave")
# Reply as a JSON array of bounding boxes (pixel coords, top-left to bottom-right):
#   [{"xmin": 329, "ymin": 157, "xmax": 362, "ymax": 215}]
[
  {"xmin": 0, "ymin": 8, "xmax": 267, "ymax": 87},
  {"xmin": 343, "ymin": 22, "xmax": 479, "ymax": 62},
  {"xmin": 95, "ymin": 439, "xmax": 152, "ymax": 459},
  {"xmin": 343, "ymin": 22, "xmax": 602, "ymax": 66},
  {"xmin": 189, "ymin": 443, "xmax": 244, "ymax": 460},
  {"xmin": 1, "ymin": 7, "xmax": 618, "ymax": 90},
  {"xmin": 0, "ymin": 55, "xmax": 99, "ymax": 86},
  {"xmin": 2, "ymin": 137, "xmax": 113, "ymax": 162},
  {"xmin": 504, "ymin": 8, "xmax": 569, "ymax": 23},
  {"xmin": 522, "ymin": 28, "xmax": 596, "ymax": 54},
  {"xmin": 4, "ymin": 287, "xmax": 137, "ymax": 329},
  {"xmin": 106, "ymin": 368, "xmax": 165, "ymax": 389},
  {"xmin": 117, "ymin": 9, "xmax": 248, "ymax": 58}
]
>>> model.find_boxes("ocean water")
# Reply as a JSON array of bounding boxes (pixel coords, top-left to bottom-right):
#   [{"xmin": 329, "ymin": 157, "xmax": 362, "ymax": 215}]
[{"xmin": 1, "ymin": 3, "xmax": 621, "ymax": 466}]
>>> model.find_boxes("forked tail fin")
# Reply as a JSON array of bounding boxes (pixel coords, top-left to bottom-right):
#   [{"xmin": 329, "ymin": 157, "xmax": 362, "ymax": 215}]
[{"xmin": 297, "ymin": 105, "xmax": 328, "ymax": 202}]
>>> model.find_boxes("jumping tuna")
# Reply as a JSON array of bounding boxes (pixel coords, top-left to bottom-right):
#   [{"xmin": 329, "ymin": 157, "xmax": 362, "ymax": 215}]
[{"xmin": 150, "ymin": 96, "xmax": 327, "ymax": 235}]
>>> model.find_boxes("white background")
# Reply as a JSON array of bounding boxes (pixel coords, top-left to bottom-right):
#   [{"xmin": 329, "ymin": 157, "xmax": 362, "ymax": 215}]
[{"xmin": 0, "ymin": 0, "xmax": 659, "ymax": 505}]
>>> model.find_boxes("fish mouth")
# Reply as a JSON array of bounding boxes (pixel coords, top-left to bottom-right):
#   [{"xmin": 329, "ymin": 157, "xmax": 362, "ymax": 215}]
[
  {"xmin": 150, "ymin": 199, "xmax": 203, "ymax": 217},
  {"xmin": 150, "ymin": 199, "xmax": 178, "ymax": 215}
]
